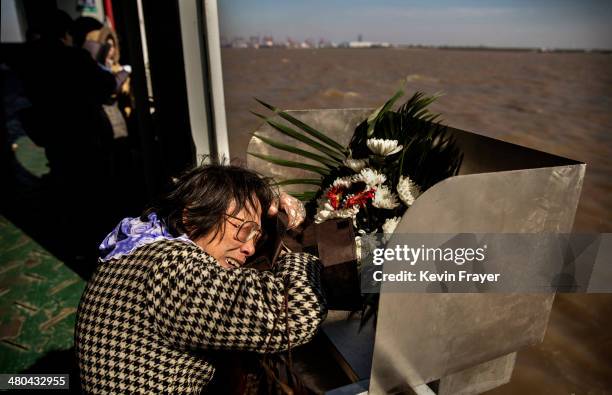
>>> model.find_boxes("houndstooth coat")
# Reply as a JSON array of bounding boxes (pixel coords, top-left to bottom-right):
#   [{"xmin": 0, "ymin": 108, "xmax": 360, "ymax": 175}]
[{"xmin": 75, "ymin": 239, "xmax": 327, "ymax": 394}]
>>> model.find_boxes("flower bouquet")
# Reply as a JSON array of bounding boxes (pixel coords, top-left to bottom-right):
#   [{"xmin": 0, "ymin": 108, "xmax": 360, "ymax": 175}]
[{"xmin": 249, "ymin": 88, "xmax": 463, "ymax": 317}]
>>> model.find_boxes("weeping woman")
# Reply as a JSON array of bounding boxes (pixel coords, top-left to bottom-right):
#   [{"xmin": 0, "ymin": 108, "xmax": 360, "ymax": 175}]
[{"xmin": 75, "ymin": 163, "xmax": 326, "ymax": 394}]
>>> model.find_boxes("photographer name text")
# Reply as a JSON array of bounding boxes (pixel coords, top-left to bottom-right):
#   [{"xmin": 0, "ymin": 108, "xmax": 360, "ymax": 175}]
[{"xmin": 373, "ymin": 270, "xmax": 500, "ymax": 284}]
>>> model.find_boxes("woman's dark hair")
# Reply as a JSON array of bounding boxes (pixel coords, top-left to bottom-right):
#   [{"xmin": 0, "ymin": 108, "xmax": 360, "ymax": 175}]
[{"xmin": 142, "ymin": 164, "xmax": 276, "ymax": 241}]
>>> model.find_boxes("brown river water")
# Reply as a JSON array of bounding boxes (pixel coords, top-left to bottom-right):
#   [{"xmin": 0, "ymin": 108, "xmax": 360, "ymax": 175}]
[{"xmin": 221, "ymin": 48, "xmax": 612, "ymax": 393}]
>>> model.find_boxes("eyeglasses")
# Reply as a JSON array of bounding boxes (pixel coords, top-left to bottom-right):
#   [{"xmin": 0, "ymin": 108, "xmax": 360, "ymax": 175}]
[{"xmin": 224, "ymin": 214, "xmax": 266, "ymax": 245}]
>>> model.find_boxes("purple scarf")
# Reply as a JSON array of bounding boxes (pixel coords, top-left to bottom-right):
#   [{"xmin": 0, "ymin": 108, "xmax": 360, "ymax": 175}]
[{"xmin": 99, "ymin": 213, "xmax": 194, "ymax": 261}]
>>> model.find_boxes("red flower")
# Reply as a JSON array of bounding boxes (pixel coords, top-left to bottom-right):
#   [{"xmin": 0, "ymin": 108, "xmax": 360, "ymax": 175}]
[
  {"xmin": 326, "ymin": 186, "xmax": 344, "ymax": 209},
  {"xmin": 345, "ymin": 188, "xmax": 376, "ymax": 208}
]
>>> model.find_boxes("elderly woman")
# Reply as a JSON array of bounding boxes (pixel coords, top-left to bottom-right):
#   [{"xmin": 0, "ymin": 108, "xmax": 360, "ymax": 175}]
[{"xmin": 75, "ymin": 164, "xmax": 326, "ymax": 394}]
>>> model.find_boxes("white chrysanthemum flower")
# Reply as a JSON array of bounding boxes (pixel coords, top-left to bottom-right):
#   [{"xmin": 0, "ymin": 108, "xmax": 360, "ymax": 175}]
[
  {"xmin": 343, "ymin": 157, "xmax": 368, "ymax": 172},
  {"xmin": 332, "ymin": 176, "xmax": 354, "ymax": 189},
  {"xmin": 315, "ymin": 206, "xmax": 360, "ymax": 224},
  {"xmin": 340, "ymin": 206, "xmax": 360, "ymax": 218},
  {"xmin": 382, "ymin": 216, "xmax": 401, "ymax": 235},
  {"xmin": 314, "ymin": 209, "xmax": 333, "ymax": 223},
  {"xmin": 397, "ymin": 175, "xmax": 421, "ymax": 206},
  {"xmin": 372, "ymin": 185, "xmax": 399, "ymax": 209},
  {"xmin": 323, "ymin": 201, "xmax": 335, "ymax": 211},
  {"xmin": 358, "ymin": 168, "xmax": 386, "ymax": 188},
  {"xmin": 367, "ymin": 138, "xmax": 403, "ymax": 156},
  {"xmin": 315, "ymin": 190, "xmax": 329, "ymax": 208}
]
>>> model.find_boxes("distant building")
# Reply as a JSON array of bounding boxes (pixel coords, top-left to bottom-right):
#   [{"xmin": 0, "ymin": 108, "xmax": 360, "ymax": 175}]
[
  {"xmin": 231, "ymin": 37, "xmax": 247, "ymax": 48},
  {"xmin": 349, "ymin": 41, "xmax": 372, "ymax": 48},
  {"xmin": 318, "ymin": 38, "xmax": 335, "ymax": 48},
  {"xmin": 348, "ymin": 41, "xmax": 391, "ymax": 48},
  {"xmin": 286, "ymin": 37, "xmax": 297, "ymax": 48},
  {"xmin": 249, "ymin": 35, "xmax": 260, "ymax": 48},
  {"xmin": 262, "ymin": 36, "xmax": 274, "ymax": 47},
  {"xmin": 226, "ymin": 34, "xmax": 389, "ymax": 49}
]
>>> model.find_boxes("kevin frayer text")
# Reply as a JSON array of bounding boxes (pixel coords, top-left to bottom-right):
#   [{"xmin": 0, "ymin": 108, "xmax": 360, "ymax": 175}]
[{"xmin": 372, "ymin": 270, "xmax": 500, "ymax": 284}]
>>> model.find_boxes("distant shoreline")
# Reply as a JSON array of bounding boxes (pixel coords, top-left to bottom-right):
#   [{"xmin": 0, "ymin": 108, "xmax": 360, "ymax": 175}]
[
  {"xmin": 412, "ymin": 46, "xmax": 612, "ymax": 54},
  {"xmin": 222, "ymin": 46, "xmax": 612, "ymax": 54}
]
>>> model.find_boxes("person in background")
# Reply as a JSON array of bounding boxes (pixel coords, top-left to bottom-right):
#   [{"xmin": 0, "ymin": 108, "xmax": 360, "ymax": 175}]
[
  {"xmin": 73, "ymin": 16, "xmax": 132, "ymax": 140},
  {"xmin": 75, "ymin": 163, "xmax": 324, "ymax": 394},
  {"xmin": 72, "ymin": 17, "xmax": 138, "ymax": 224},
  {"xmin": 17, "ymin": 10, "xmax": 117, "ymax": 261}
]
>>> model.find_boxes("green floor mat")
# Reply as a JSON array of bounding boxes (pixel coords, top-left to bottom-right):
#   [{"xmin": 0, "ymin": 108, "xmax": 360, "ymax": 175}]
[{"xmin": 0, "ymin": 215, "xmax": 85, "ymax": 373}]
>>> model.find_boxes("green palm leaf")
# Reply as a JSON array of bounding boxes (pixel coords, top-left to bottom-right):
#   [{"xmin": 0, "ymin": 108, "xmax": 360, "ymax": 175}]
[
  {"xmin": 247, "ymin": 152, "xmax": 330, "ymax": 176},
  {"xmin": 253, "ymin": 133, "xmax": 340, "ymax": 168},
  {"xmin": 255, "ymin": 98, "xmax": 347, "ymax": 154},
  {"xmin": 288, "ymin": 191, "xmax": 318, "ymax": 202},
  {"xmin": 273, "ymin": 178, "xmax": 322, "ymax": 186},
  {"xmin": 366, "ymin": 88, "xmax": 404, "ymax": 136},
  {"xmin": 251, "ymin": 112, "xmax": 345, "ymax": 162}
]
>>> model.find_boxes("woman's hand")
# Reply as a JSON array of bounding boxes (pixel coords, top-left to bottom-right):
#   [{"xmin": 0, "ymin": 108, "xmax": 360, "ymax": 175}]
[{"xmin": 268, "ymin": 192, "xmax": 306, "ymax": 229}]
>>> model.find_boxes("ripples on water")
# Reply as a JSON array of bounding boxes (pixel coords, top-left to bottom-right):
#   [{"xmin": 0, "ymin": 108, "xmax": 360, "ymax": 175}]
[{"xmin": 221, "ymin": 48, "xmax": 612, "ymax": 393}]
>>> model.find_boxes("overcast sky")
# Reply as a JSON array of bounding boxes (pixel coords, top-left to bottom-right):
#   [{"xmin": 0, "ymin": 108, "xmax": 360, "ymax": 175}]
[{"xmin": 219, "ymin": 0, "xmax": 612, "ymax": 49}]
